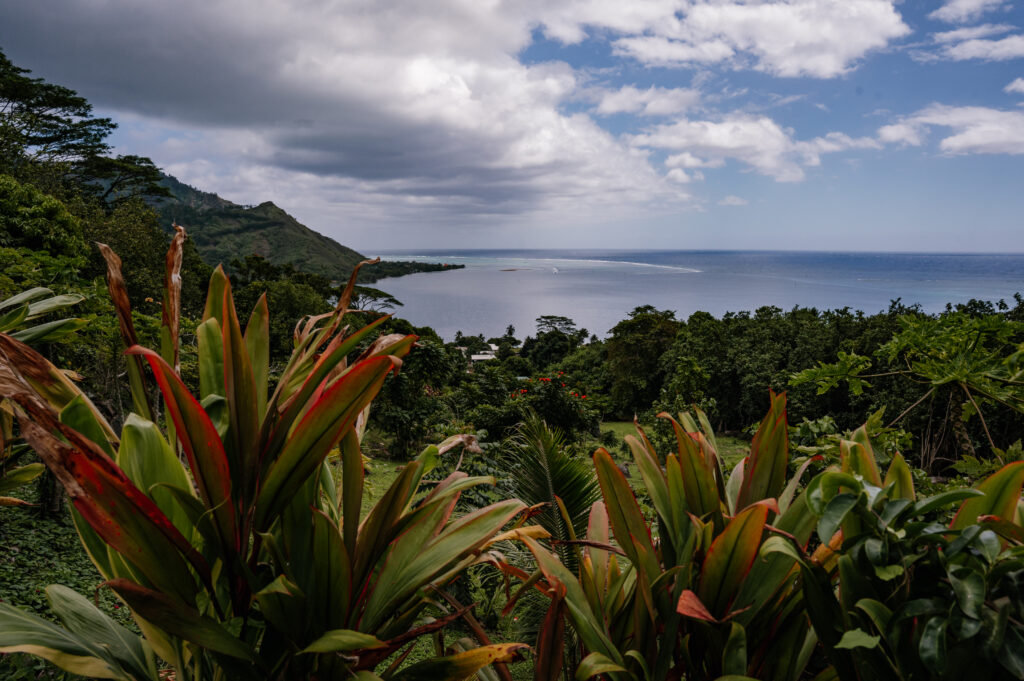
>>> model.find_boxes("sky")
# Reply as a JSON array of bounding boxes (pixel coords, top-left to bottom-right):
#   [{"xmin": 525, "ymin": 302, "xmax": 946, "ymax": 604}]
[{"xmin": 1, "ymin": 0, "xmax": 1022, "ymax": 252}]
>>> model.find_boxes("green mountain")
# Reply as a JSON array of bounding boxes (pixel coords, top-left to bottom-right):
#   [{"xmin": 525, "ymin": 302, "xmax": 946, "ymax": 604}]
[{"xmin": 156, "ymin": 175, "xmax": 365, "ymax": 280}]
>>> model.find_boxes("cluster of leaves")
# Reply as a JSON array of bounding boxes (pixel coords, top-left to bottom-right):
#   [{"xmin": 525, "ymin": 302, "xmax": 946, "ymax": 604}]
[{"xmin": 0, "ymin": 242, "xmax": 535, "ymax": 680}]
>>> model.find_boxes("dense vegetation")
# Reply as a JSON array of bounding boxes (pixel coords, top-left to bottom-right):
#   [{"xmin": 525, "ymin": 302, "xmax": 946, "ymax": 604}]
[{"xmin": 2, "ymin": 46, "xmax": 1024, "ymax": 681}]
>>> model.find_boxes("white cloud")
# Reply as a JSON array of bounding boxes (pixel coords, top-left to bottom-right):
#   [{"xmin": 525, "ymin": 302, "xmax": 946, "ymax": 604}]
[
  {"xmin": 929, "ymin": 0, "xmax": 1009, "ymax": 24},
  {"xmin": 881, "ymin": 105, "xmax": 1024, "ymax": 155},
  {"xmin": 932, "ymin": 23, "xmax": 1015, "ymax": 43},
  {"xmin": 596, "ymin": 86, "xmax": 701, "ymax": 116},
  {"xmin": 942, "ymin": 34, "xmax": 1024, "ymax": 61},
  {"xmin": 1006, "ymin": 78, "xmax": 1024, "ymax": 94},
  {"xmin": 631, "ymin": 115, "xmax": 879, "ymax": 182},
  {"xmin": 877, "ymin": 122, "xmax": 925, "ymax": 146},
  {"xmin": 718, "ymin": 195, "xmax": 748, "ymax": 206},
  {"xmin": 610, "ymin": 0, "xmax": 909, "ymax": 78}
]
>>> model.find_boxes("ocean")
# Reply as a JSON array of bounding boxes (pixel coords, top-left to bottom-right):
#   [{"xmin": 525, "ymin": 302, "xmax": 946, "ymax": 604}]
[{"xmin": 370, "ymin": 250, "xmax": 1024, "ymax": 341}]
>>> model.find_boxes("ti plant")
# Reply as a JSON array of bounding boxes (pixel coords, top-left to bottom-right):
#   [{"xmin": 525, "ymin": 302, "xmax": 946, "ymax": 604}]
[
  {"xmin": 0, "ymin": 286, "xmax": 85, "ymax": 506},
  {"xmin": 0, "ymin": 229, "xmax": 530, "ymax": 680},
  {"xmin": 765, "ymin": 426, "xmax": 1024, "ymax": 680},
  {"xmin": 505, "ymin": 391, "xmax": 823, "ymax": 681}
]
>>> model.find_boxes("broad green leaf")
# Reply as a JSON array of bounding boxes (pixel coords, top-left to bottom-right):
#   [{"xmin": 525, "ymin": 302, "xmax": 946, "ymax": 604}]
[
  {"xmin": 197, "ymin": 318, "xmax": 225, "ymax": 400},
  {"xmin": 45, "ymin": 585, "xmax": 156, "ymax": 681},
  {"xmin": 722, "ymin": 622, "xmax": 747, "ymax": 676},
  {"xmin": 117, "ymin": 413, "xmax": 195, "ymax": 536},
  {"xmin": 220, "ymin": 281, "xmax": 260, "ymax": 504},
  {"xmin": 817, "ymin": 493, "xmax": 858, "ymax": 545},
  {"xmin": 574, "ymin": 652, "xmax": 630, "ymax": 681},
  {"xmin": 0, "ymin": 462, "xmax": 44, "ymax": 494},
  {"xmin": 918, "ymin": 617, "xmax": 948, "ymax": 674},
  {"xmin": 301, "ymin": 629, "xmax": 384, "ymax": 653},
  {"xmin": 0, "ymin": 286, "xmax": 51, "ymax": 311},
  {"xmin": 11, "ymin": 318, "xmax": 88, "ymax": 344},
  {"xmin": 658, "ymin": 413, "xmax": 720, "ymax": 519},
  {"xmin": 0, "ymin": 603, "xmax": 125, "ymax": 679},
  {"xmin": 834, "ymin": 629, "xmax": 880, "ymax": 650},
  {"xmin": 594, "ymin": 447, "xmax": 658, "ymax": 582},
  {"xmin": 244, "ymin": 293, "xmax": 270, "ymax": 421},
  {"xmin": 952, "ymin": 461, "xmax": 1024, "ymax": 530}
]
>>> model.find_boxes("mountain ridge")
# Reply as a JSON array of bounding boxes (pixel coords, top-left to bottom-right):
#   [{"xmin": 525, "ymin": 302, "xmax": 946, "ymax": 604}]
[{"xmin": 155, "ymin": 174, "xmax": 366, "ymax": 281}]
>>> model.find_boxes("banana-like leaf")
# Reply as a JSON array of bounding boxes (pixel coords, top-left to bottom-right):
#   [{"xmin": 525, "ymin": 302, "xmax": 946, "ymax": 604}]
[
  {"xmin": 737, "ymin": 391, "xmax": 788, "ymax": 510},
  {"xmin": 952, "ymin": 461, "xmax": 1024, "ymax": 530},
  {"xmin": 698, "ymin": 502, "xmax": 771, "ymax": 618},
  {"xmin": 390, "ymin": 643, "xmax": 528, "ymax": 681},
  {"xmin": 0, "ymin": 286, "xmax": 52, "ymax": 311},
  {"xmin": 25, "ymin": 293, "xmax": 85, "ymax": 320}
]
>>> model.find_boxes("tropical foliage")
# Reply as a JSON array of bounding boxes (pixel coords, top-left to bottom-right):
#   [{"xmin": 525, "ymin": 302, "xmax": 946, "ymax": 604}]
[{"xmin": 0, "ymin": 237, "xmax": 532, "ymax": 680}]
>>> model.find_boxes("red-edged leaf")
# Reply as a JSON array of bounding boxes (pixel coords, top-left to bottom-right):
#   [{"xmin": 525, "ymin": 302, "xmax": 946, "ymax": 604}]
[
  {"xmin": 0, "ymin": 368, "xmax": 207, "ymax": 602},
  {"xmin": 128, "ymin": 346, "xmax": 237, "ymax": 552},
  {"xmin": 737, "ymin": 391, "xmax": 788, "ymax": 510},
  {"xmin": 677, "ymin": 589, "xmax": 718, "ymax": 622},
  {"xmin": 220, "ymin": 283, "xmax": 259, "ymax": 504},
  {"xmin": 593, "ymin": 448, "xmax": 658, "ymax": 580},
  {"xmin": 952, "ymin": 461, "xmax": 1024, "ymax": 530},
  {"xmin": 698, "ymin": 502, "xmax": 771, "ymax": 618},
  {"xmin": 658, "ymin": 412, "xmax": 720, "ymax": 518},
  {"xmin": 534, "ymin": 588, "xmax": 567, "ymax": 681},
  {"xmin": 254, "ymin": 355, "xmax": 399, "ymax": 528}
]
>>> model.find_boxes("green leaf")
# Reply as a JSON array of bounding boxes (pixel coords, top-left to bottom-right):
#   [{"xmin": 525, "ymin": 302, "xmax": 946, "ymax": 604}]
[
  {"xmin": 834, "ymin": 629, "xmax": 880, "ymax": 650},
  {"xmin": 952, "ymin": 461, "xmax": 1024, "ymax": 530},
  {"xmin": 737, "ymin": 391, "xmax": 789, "ymax": 509},
  {"xmin": 918, "ymin": 618, "xmax": 948, "ymax": 674},
  {"xmin": 45, "ymin": 585, "xmax": 156, "ymax": 681},
  {"xmin": 817, "ymin": 493, "xmax": 858, "ymax": 544},
  {"xmin": 301, "ymin": 629, "xmax": 384, "ymax": 653},
  {"xmin": 698, "ymin": 503, "xmax": 771, "ymax": 618},
  {"xmin": 722, "ymin": 622, "xmax": 748, "ymax": 676},
  {"xmin": 106, "ymin": 579, "xmax": 255, "ymax": 662},
  {"xmin": 0, "ymin": 462, "xmax": 44, "ymax": 495},
  {"xmin": 0, "ymin": 602, "xmax": 125, "ymax": 679},
  {"xmin": 574, "ymin": 652, "xmax": 630, "ymax": 680},
  {"xmin": 883, "ymin": 451, "xmax": 915, "ymax": 501},
  {"xmin": 255, "ymin": 355, "xmax": 398, "ymax": 529}
]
